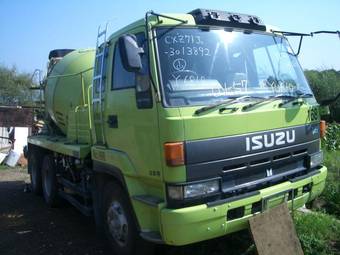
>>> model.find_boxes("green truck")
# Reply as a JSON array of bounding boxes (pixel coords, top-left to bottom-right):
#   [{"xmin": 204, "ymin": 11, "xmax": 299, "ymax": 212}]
[{"xmin": 28, "ymin": 9, "xmax": 328, "ymax": 255}]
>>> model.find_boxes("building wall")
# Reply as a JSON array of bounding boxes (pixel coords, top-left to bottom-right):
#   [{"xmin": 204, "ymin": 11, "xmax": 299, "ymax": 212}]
[{"xmin": 0, "ymin": 107, "xmax": 33, "ymax": 127}]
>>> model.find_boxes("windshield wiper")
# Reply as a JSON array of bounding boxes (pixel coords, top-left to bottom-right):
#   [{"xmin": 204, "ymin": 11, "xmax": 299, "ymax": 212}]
[
  {"xmin": 195, "ymin": 98, "xmax": 235, "ymax": 115},
  {"xmin": 242, "ymin": 94, "xmax": 298, "ymax": 111},
  {"xmin": 242, "ymin": 93, "xmax": 314, "ymax": 110},
  {"xmin": 279, "ymin": 93, "xmax": 313, "ymax": 107},
  {"xmin": 194, "ymin": 96, "xmax": 264, "ymax": 115},
  {"xmin": 195, "ymin": 93, "xmax": 312, "ymax": 114}
]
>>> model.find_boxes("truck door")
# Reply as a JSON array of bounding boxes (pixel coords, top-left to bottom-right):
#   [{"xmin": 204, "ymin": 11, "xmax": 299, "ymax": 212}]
[{"xmin": 104, "ymin": 32, "xmax": 162, "ymax": 178}]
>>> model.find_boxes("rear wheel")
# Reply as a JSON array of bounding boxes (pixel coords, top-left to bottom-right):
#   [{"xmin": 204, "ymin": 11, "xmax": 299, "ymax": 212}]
[
  {"xmin": 41, "ymin": 154, "xmax": 61, "ymax": 207},
  {"xmin": 28, "ymin": 151, "xmax": 43, "ymax": 195},
  {"xmin": 102, "ymin": 182, "xmax": 154, "ymax": 255}
]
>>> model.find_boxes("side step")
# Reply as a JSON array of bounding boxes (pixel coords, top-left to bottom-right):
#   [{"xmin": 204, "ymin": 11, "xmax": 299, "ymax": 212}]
[
  {"xmin": 140, "ymin": 231, "xmax": 164, "ymax": 244},
  {"xmin": 59, "ymin": 190, "xmax": 93, "ymax": 216}
]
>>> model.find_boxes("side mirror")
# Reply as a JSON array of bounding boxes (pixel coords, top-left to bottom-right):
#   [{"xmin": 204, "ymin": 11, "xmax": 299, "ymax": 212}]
[{"xmin": 119, "ymin": 34, "xmax": 144, "ymax": 72}]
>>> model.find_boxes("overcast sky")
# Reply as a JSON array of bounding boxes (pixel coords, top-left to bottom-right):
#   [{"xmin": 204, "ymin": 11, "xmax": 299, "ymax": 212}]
[{"xmin": 1, "ymin": 0, "xmax": 339, "ymax": 73}]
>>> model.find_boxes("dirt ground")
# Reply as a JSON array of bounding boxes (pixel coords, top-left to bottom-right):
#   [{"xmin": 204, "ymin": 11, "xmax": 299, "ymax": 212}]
[{"xmin": 0, "ymin": 167, "xmax": 253, "ymax": 255}]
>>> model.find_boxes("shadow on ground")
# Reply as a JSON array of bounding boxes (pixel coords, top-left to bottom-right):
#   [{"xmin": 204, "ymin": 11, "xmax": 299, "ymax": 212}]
[{"xmin": 0, "ymin": 169, "xmax": 254, "ymax": 255}]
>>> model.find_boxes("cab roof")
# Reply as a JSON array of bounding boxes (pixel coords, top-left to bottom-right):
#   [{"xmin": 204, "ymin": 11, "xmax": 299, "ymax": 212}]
[{"xmin": 108, "ymin": 9, "xmax": 268, "ymax": 41}]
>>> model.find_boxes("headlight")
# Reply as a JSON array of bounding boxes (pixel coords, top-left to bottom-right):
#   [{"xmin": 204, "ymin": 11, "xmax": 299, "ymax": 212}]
[
  {"xmin": 184, "ymin": 180, "xmax": 220, "ymax": 198},
  {"xmin": 308, "ymin": 151, "xmax": 323, "ymax": 168},
  {"xmin": 168, "ymin": 179, "xmax": 220, "ymax": 200}
]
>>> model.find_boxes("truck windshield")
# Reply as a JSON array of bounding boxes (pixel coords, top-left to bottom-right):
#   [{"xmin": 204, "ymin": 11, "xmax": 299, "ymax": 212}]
[{"xmin": 156, "ymin": 27, "xmax": 313, "ymax": 107}]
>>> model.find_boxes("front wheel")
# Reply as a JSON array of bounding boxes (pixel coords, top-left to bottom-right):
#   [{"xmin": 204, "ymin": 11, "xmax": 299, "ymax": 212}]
[{"xmin": 102, "ymin": 182, "xmax": 154, "ymax": 255}]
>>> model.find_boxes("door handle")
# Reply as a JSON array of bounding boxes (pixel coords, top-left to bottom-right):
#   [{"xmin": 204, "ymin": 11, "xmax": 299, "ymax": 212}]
[{"xmin": 107, "ymin": 115, "xmax": 118, "ymax": 128}]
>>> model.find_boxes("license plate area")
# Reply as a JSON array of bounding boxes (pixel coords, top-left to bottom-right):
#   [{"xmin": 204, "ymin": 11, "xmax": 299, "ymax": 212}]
[{"xmin": 261, "ymin": 189, "xmax": 294, "ymax": 213}]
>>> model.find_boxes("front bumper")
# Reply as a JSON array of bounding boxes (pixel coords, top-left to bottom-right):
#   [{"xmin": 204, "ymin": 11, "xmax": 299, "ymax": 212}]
[{"xmin": 160, "ymin": 166, "xmax": 327, "ymax": 245}]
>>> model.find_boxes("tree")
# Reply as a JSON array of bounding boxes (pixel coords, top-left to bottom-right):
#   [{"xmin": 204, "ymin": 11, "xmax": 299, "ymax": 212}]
[
  {"xmin": 305, "ymin": 69, "xmax": 340, "ymax": 122},
  {"xmin": 0, "ymin": 65, "xmax": 35, "ymax": 106}
]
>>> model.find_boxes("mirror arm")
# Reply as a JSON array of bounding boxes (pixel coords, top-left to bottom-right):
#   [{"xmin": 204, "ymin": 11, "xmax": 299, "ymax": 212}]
[
  {"xmin": 271, "ymin": 29, "xmax": 340, "ymax": 56},
  {"xmin": 145, "ymin": 11, "xmax": 161, "ymax": 101},
  {"xmin": 295, "ymin": 36, "xmax": 304, "ymax": 56}
]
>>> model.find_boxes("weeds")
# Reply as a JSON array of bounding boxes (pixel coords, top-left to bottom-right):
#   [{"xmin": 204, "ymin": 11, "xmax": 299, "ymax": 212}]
[
  {"xmin": 317, "ymin": 150, "xmax": 340, "ymax": 217},
  {"xmin": 295, "ymin": 212, "xmax": 340, "ymax": 255}
]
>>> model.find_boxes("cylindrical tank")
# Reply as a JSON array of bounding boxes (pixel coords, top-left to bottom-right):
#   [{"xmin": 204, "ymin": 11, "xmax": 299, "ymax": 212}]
[{"xmin": 44, "ymin": 49, "xmax": 95, "ymax": 134}]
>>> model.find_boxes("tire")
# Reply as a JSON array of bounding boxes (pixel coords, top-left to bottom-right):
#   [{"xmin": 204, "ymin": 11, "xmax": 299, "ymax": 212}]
[
  {"xmin": 102, "ymin": 182, "xmax": 154, "ymax": 255},
  {"xmin": 41, "ymin": 154, "xmax": 61, "ymax": 207},
  {"xmin": 28, "ymin": 151, "xmax": 43, "ymax": 195}
]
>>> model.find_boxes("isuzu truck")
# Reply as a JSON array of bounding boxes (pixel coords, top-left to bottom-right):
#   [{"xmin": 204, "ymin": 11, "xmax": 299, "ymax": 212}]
[{"xmin": 27, "ymin": 9, "xmax": 328, "ymax": 255}]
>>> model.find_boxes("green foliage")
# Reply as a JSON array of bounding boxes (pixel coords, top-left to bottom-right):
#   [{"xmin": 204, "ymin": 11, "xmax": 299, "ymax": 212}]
[
  {"xmin": 321, "ymin": 176, "xmax": 340, "ymax": 217},
  {"xmin": 308, "ymin": 150, "xmax": 340, "ymax": 217},
  {"xmin": 320, "ymin": 150, "xmax": 340, "ymax": 217},
  {"xmin": 0, "ymin": 165, "xmax": 9, "ymax": 170},
  {"xmin": 322, "ymin": 123, "xmax": 340, "ymax": 151},
  {"xmin": 295, "ymin": 212, "xmax": 340, "ymax": 255},
  {"xmin": 305, "ymin": 69, "xmax": 340, "ymax": 122},
  {"xmin": 318, "ymin": 123, "xmax": 340, "ymax": 217},
  {"xmin": 0, "ymin": 65, "xmax": 34, "ymax": 106}
]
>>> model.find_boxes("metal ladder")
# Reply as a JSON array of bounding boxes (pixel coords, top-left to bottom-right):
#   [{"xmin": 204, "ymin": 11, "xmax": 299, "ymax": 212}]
[
  {"xmin": 92, "ymin": 23, "xmax": 109, "ymax": 144},
  {"xmin": 30, "ymin": 69, "xmax": 45, "ymax": 114}
]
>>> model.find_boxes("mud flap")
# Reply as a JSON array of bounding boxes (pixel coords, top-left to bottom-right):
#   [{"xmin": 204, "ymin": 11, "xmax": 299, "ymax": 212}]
[{"xmin": 249, "ymin": 203, "xmax": 303, "ymax": 255}]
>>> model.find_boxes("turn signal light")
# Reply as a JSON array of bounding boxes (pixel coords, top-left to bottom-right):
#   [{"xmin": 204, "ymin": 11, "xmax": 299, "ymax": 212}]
[
  {"xmin": 164, "ymin": 142, "xmax": 185, "ymax": 166},
  {"xmin": 320, "ymin": 120, "xmax": 327, "ymax": 138}
]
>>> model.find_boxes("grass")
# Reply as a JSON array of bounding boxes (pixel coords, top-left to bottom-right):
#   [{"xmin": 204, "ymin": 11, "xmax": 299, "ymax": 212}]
[
  {"xmin": 0, "ymin": 164, "xmax": 9, "ymax": 170},
  {"xmin": 310, "ymin": 150, "xmax": 340, "ymax": 217},
  {"xmin": 295, "ymin": 212, "xmax": 340, "ymax": 255},
  {"xmin": 299, "ymin": 149, "xmax": 340, "ymax": 254},
  {"xmin": 0, "ymin": 164, "xmax": 25, "ymax": 171}
]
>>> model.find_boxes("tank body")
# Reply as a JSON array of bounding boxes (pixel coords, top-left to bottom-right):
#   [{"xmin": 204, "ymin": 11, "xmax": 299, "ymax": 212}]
[{"xmin": 44, "ymin": 49, "xmax": 95, "ymax": 134}]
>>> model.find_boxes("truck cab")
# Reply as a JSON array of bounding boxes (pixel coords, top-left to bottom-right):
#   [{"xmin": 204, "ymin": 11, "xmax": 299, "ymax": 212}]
[{"xmin": 27, "ymin": 9, "xmax": 327, "ymax": 255}]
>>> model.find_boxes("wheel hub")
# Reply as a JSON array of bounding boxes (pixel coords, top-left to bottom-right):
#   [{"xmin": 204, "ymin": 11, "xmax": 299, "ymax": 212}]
[{"xmin": 107, "ymin": 201, "xmax": 128, "ymax": 247}]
